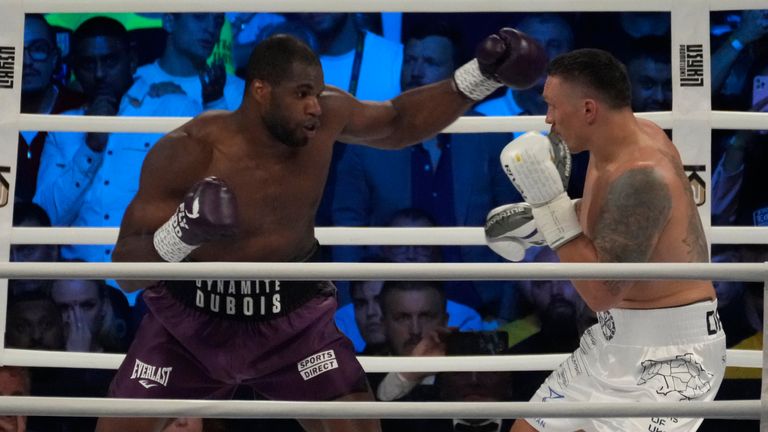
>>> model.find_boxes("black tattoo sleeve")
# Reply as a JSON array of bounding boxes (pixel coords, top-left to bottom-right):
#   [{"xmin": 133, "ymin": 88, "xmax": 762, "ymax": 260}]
[{"xmin": 594, "ymin": 167, "xmax": 672, "ymax": 263}]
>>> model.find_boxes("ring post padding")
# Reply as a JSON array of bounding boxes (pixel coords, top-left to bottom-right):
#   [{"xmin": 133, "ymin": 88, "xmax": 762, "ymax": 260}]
[{"xmin": 0, "ymin": 0, "xmax": 24, "ymax": 365}]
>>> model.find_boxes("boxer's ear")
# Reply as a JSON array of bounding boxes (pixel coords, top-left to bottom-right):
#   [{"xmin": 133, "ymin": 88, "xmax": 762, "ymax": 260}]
[{"xmin": 249, "ymin": 80, "xmax": 270, "ymax": 104}]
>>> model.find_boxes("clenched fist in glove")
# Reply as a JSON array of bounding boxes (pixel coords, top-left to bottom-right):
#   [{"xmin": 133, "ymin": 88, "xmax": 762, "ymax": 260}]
[
  {"xmin": 501, "ymin": 131, "xmax": 581, "ymax": 249},
  {"xmin": 485, "ymin": 202, "xmax": 546, "ymax": 262},
  {"xmin": 153, "ymin": 176, "xmax": 238, "ymax": 262},
  {"xmin": 454, "ymin": 28, "xmax": 548, "ymax": 101}
]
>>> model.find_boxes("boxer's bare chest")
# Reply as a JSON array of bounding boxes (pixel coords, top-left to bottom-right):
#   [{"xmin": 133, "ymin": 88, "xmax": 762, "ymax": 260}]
[{"xmin": 203, "ymin": 134, "xmax": 334, "ymax": 242}]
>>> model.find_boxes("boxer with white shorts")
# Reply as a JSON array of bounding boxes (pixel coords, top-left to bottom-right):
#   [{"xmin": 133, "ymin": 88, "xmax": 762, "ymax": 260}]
[
  {"xmin": 528, "ymin": 301, "xmax": 724, "ymax": 431},
  {"xmin": 486, "ymin": 48, "xmax": 724, "ymax": 432}
]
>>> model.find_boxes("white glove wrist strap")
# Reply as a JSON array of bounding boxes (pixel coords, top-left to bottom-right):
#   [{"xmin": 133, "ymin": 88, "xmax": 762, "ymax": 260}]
[
  {"xmin": 153, "ymin": 215, "xmax": 199, "ymax": 262},
  {"xmin": 532, "ymin": 193, "xmax": 582, "ymax": 249},
  {"xmin": 454, "ymin": 59, "xmax": 502, "ymax": 101}
]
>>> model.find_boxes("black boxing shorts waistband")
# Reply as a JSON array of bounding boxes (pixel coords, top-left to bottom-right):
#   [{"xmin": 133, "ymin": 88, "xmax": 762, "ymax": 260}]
[
  {"xmin": 163, "ymin": 279, "xmax": 334, "ymax": 321},
  {"xmin": 164, "ymin": 239, "xmax": 331, "ymax": 320}
]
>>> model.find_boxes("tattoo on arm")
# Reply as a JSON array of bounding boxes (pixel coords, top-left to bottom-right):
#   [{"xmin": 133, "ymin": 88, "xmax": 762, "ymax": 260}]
[{"xmin": 594, "ymin": 167, "xmax": 672, "ymax": 264}]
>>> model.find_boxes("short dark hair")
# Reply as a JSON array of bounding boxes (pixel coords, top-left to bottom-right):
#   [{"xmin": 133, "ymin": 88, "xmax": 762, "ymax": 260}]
[
  {"xmin": 547, "ymin": 48, "xmax": 632, "ymax": 109},
  {"xmin": 245, "ymin": 34, "xmax": 320, "ymax": 87},
  {"xmin": 380, "ymin": 280, "xmax": 447, "ymax": 316},
  {"xmin": 72, "ymin": 16, "xmax": 131, "ymax": 52}
]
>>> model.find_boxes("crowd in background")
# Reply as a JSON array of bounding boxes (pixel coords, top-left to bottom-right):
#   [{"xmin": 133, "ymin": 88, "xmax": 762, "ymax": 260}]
[{"xmin": 6, "ymin": 9, "xmax": 768, "ymax": 431}]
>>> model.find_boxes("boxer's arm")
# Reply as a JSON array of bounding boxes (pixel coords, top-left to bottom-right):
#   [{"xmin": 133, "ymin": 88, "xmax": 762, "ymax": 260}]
[
  {"xmin": 112, "ymin": 132, "xmax": 210, "ymax": 292},
  {"xmin": 332, "ymin": 80, "xmax": 473, "ymax": 149},
  {"xmin": 335, "ymin": 27, "xmax": 547, "ymax": 149},
  {"xmin": 557, "ymin": 167, "xmax": 672, "ymax": 311}
]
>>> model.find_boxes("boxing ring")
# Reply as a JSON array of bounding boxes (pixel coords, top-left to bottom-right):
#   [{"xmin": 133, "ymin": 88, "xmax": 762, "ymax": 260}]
[{"xmin": 0, "ymin": 0, "xmax": 768, "ymax": 427}]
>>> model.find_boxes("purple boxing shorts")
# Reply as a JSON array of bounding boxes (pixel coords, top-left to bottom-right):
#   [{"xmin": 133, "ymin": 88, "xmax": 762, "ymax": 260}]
[{"xmin": 108, "ymin": 279, "xmax": 368, "ymax": 401}]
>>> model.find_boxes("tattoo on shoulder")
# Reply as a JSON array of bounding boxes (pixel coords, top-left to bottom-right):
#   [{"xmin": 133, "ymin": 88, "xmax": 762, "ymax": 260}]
[{"xmin": 594, "ymin": 167, "xmax": 672, "ymax": 263}]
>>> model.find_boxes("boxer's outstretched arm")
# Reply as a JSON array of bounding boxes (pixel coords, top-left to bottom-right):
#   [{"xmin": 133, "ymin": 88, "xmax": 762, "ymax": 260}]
[
  {"xmin": 557, "ymin": 167, "xmax": 672, "ymax": 311},
  {"xmin": 335, "ymin": 27, "xmax": 547, "ymax": 149},
  {"xmin": 112, "ymin": 132, "xmax": 210, "ymax": 292},
  {"xmin": 333, "ymin": 80, "xmax": 473, "ymax": 149}
]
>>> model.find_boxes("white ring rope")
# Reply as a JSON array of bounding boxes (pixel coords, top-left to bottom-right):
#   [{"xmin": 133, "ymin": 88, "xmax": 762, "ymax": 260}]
[
  {"xmin": 0, "ymin": 261, "xmax": 764, "ymax": 281},
  {"xmin": 0, "ymin": 397, "xmax": 758, "ymax": 420},
  {"xmin": 17, "ymin": 111, "xmax": 768, "ymax": 133},
  {"xmin": 18, "ymin": 0, "xmax": 698, "ymax": 14},
  {"xmin": 20, "ymin": 0, "xmax": 768, "ymax": 13},
  {"xmin": 11, "ymin": 226, "xmax": 768, "ymax": 246},
  {"xmin": 1, "ymin": 348, "xmax": 760, "ymax": 371}
]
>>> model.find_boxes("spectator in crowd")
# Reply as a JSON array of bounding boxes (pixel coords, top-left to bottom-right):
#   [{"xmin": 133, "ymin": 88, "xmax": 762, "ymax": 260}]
[
  {"xmin": 503, "ymin": 248, "xmax": 592, "ymax": 351},
  {"xmin": 0, "ymin": 366, "xmax": 30, "ymax": 432},
  {"xmin": 621, "ymin": 36, "xmax": 672, "ymax": 112},
  {"xmin": 10, "ymin": 202, "xmax": 58, "ymax": 297},
  {"xmin": 230, "ymin": 17, "xmax": 318, "ymax": 78},
  {"xmin": 255, "ymin": 20, "xmax": 318, "ymax": 53},
  {"xmin": 711, "ymin": 246, "xmax": 746, "ymax": 311},
  {"xmin": 433, "ymin": 332, "xmax": 515, "ymax": 432},
  {"xmin": 711, "ymin": 9, "xmax": 768, "ymax": 110},
  {"xmin": 476, "ymin": 13, "xmax": 575, "ymax": 117},
  {"xmin": 228, "ymin": 12, "xmax": 288, "ymax": 75},
  {"xmin": 18, "ymin": 14, "xmax": 86, "ymax": 203},
  {"xmin": 380, "ymin": 208, "xmax": 486, "ymax": 328},
  {"xmin": 10, "ymin": 201, "xmax": 59, "ymax": 284},
  {"xmin": 33, "ymin": 17, "xmax": 198, "ymax": 295},
  {"xmin": 297, "ymin": 13, "xmax": 402, "ymax": 100},
  {"xmin": 11, "ymin": 202, "xmax": 58, "ymax": 264},
  {"xmin": 6, "ymin": 288, "xmax": 64, "ymax": 350},
  {"xmin": 334, "ymin": 278, "xmax": 388, "ymax": 354},
  {"xmin": 711, "ymin": 90, "xmax": 768, "ymax": 227},
  {"xmin": 374, "ymin": 280, "xmax": 449, "ymax": 404},
  {"xmin": 334, "ymin": 240, "xmax": 486, "ymax": 353},
  {"xmin": 51, "ymin": 273, "xmax": 131, "ymax": 353},
  {"xmin": 581, "ymin": 12, "xmax": 670, "ymax": 55},
  {"xmin": 136, "ymin": 13, "xmax": 245, "ymax": 111},
  {"xmin": 379, "ymin": 330, "xmax": 515, "ymax": 432}
]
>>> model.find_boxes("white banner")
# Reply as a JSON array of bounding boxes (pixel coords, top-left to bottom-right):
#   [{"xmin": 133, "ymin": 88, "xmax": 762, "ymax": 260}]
[
  {"xmin": 0, "ymin": 0, "xmax": 23, "ymax": 359},
  {"xmin": 671, "ymin": 1, "xmax": 712, "ymax": 241}
]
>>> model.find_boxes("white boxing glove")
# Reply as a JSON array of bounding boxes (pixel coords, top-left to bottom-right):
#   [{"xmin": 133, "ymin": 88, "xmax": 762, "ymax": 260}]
[
  {"xmin": 500, "ymin": 131, "xmax": 581, "ymax": 249},
  {"xmin": 485, "ymin": 202, "xmax": 546, "ymax": 261}
]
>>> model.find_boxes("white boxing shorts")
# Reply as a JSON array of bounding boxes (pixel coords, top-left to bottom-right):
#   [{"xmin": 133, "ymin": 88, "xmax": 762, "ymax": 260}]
[{"xmin": 527, "ymin": 300, "xmax": 726, "ymax": 432}]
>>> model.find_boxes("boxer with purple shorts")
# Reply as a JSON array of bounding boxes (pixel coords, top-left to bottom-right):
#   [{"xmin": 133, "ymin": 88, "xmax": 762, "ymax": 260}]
[{"xmin": 97, "ymin": 31, "xmax": 548, "ymax": 432}]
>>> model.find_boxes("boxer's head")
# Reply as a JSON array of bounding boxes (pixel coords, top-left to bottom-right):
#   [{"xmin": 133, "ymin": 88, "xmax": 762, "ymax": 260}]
[
  {"xmin": 245, "ymin": 35, "xmax": 323, "ymax": 148},
  {"xmin": 544, "ymin": 48, "xmax": 632, "ymax": 153}
]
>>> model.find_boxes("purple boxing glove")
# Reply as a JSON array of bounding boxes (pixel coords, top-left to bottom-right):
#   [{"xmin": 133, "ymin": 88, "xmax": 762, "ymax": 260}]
[
  {"xmin": 153, "ymin": 176, "xmax": 238, "ymax": 262},
  {"xmin": 454, "ymin": 27, "xmax": 548, "ymax": 101}
]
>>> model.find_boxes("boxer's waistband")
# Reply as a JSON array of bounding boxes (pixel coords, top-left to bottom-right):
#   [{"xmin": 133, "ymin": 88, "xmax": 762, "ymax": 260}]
[
  {"xmin": 595, "ymin": 300, "xmax": 722, "ymax": 346},
  {"xmin": 163, "ymin": 278, "xmax": 333, "ymax": 321}
]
